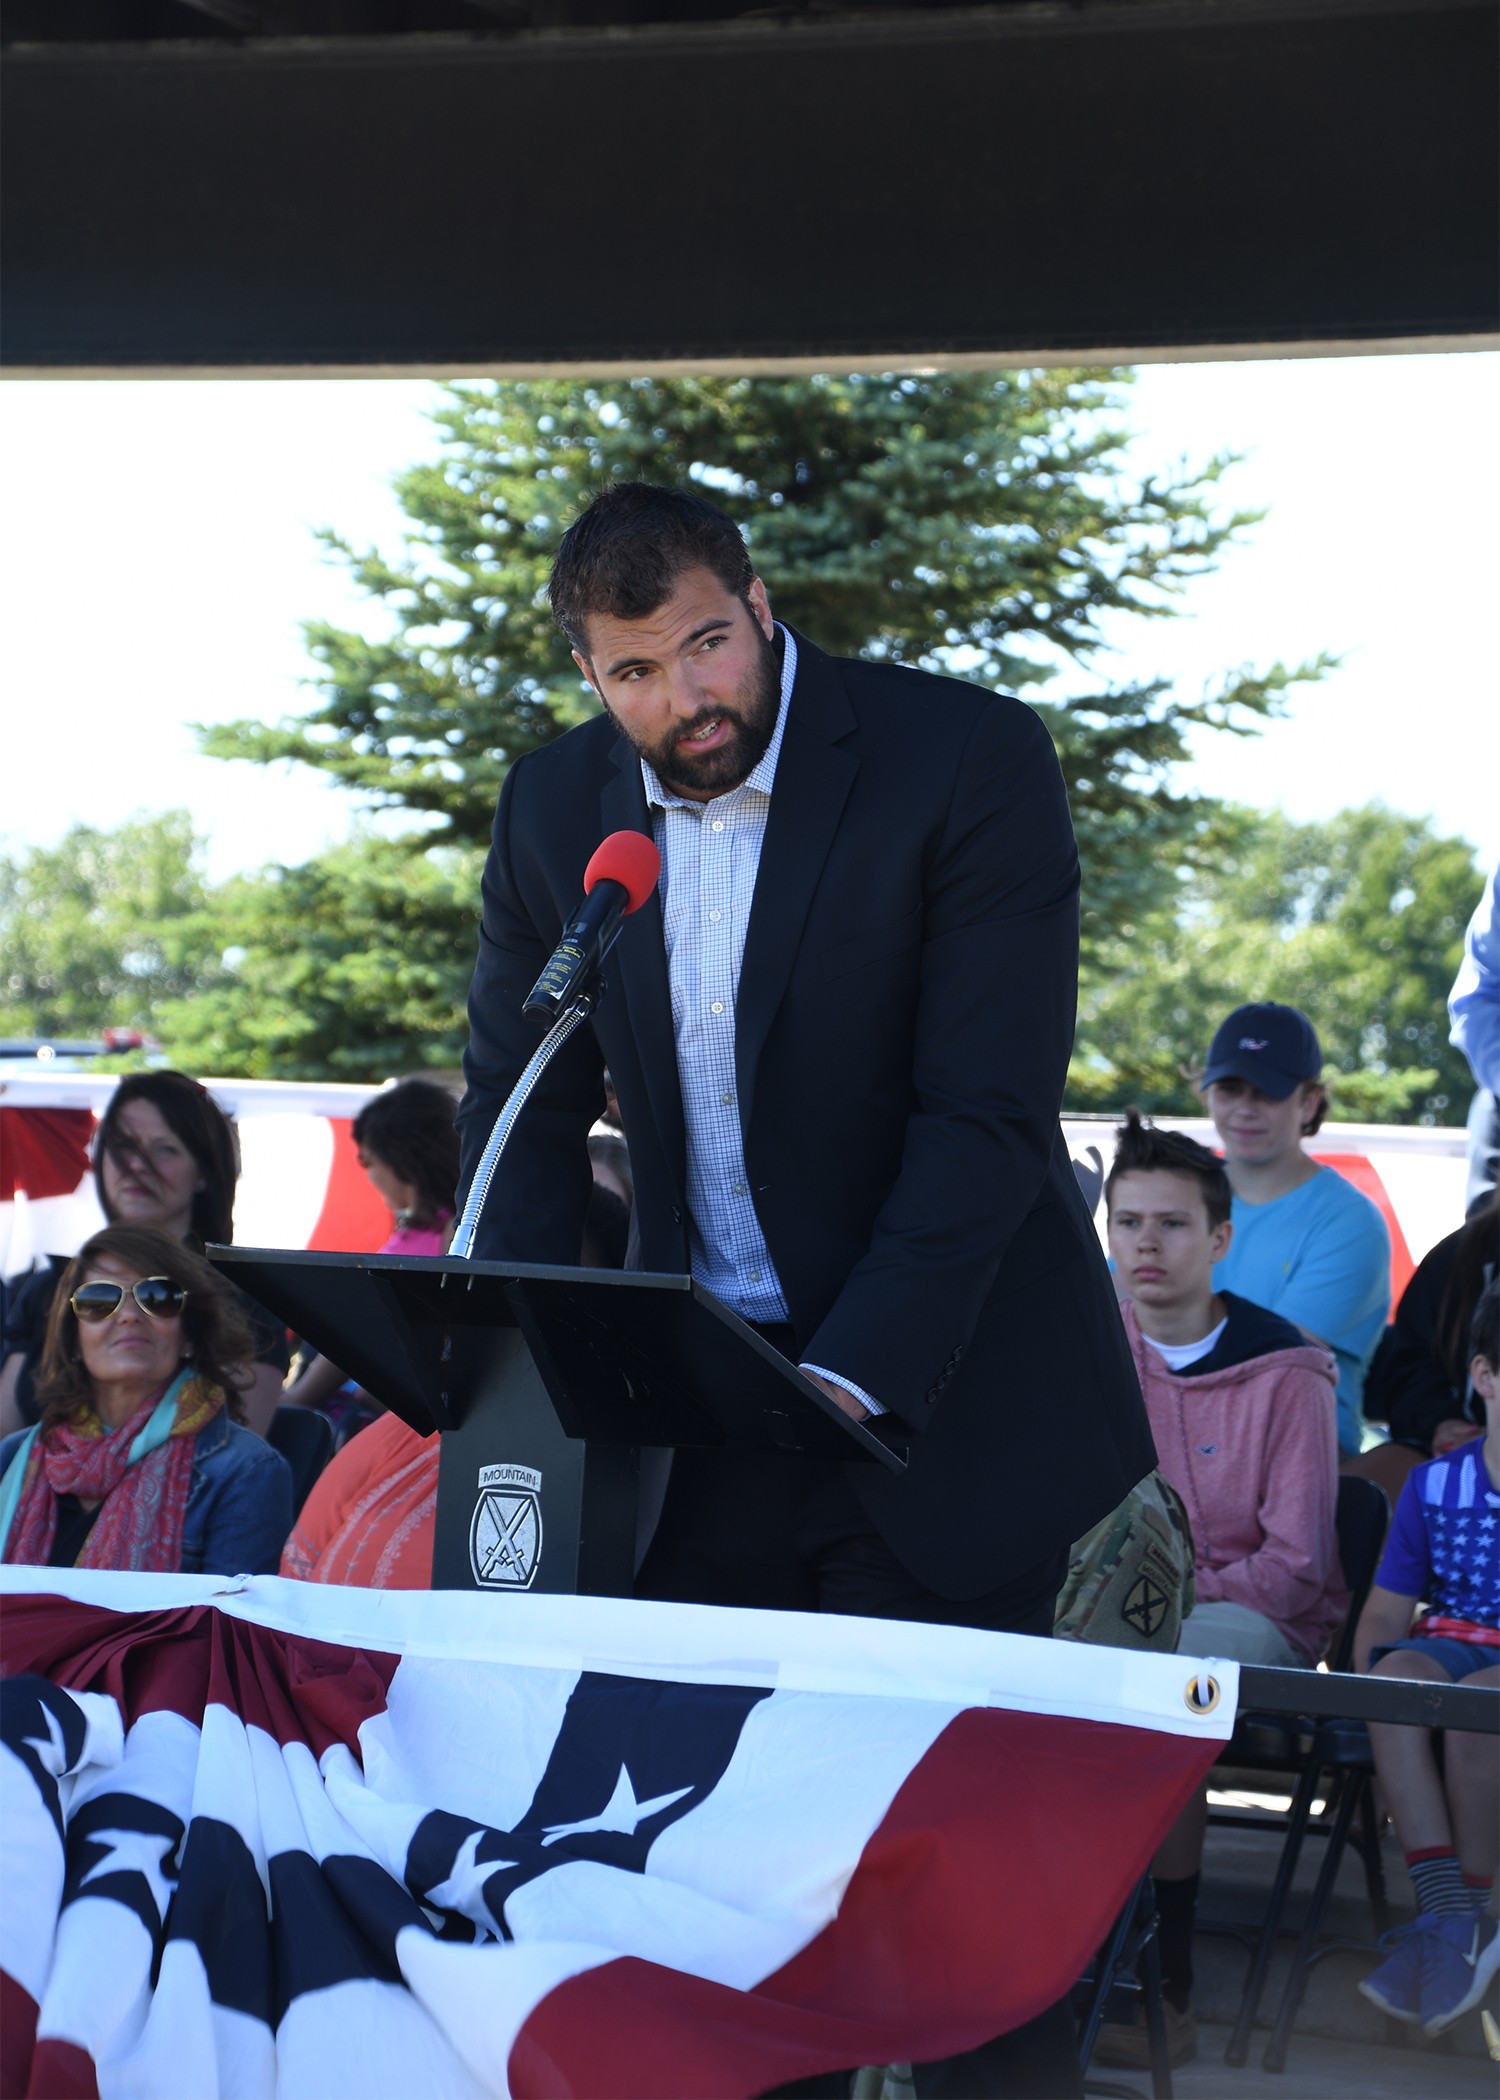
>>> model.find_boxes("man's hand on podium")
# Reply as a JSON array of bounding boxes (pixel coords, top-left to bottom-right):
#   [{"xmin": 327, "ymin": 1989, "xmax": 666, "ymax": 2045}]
[{"xmin": 799, "ymin": 1369, "xmax": 872, "ymax": 1423}]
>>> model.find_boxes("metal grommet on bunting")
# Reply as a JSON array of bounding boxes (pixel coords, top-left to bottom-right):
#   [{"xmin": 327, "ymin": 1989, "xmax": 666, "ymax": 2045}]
[{"xmin": 1184, "ymin": 1671, "xmax": 1221, "ymax": 1716}]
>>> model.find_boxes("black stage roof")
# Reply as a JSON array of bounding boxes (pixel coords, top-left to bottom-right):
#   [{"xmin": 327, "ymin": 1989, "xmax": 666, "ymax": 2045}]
[{"xmin": 3, "ymin": 0, "xmax": 1496, "ymax": 372}]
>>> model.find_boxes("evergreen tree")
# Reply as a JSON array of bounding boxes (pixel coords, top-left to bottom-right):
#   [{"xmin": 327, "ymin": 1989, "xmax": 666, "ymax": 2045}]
[
  {"xmin": 151, "ymin": 832, "xmax": 481, "ymax": 1081},
  {"xmin": 1070, "ymin": 804, "xmax": 1483, "ymax": 1123},
  {"xmin": 201, "ymin": 371, "xmax": 1323, "ymax": 953}
]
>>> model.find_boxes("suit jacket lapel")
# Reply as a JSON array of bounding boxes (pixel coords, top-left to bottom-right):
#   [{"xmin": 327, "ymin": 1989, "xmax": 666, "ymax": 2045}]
[
  {"xmin": 736, "ymin": 634, "xmax": 859, "ymax": 1134},
  {"xmin": 599, "ymin": 745, "xmax": 687, "ymax": 1196}
]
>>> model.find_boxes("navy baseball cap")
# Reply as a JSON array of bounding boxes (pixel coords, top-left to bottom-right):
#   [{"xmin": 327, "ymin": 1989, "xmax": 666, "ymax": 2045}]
[{"xmin": 1202, "ymin": 1003, "xmax": 1322, "ymax": 1099}]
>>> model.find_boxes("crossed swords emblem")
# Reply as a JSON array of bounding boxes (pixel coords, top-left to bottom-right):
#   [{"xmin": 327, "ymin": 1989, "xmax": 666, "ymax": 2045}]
[{"xmin": 472, "ymin": 1489, "xmax": 541, "ymax": 1586}]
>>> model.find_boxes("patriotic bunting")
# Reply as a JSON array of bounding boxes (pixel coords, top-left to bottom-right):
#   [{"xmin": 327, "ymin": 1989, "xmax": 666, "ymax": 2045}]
[{"xmin": 1, "ymin": 1567, "xmax": 1236, "ymax": 2099}]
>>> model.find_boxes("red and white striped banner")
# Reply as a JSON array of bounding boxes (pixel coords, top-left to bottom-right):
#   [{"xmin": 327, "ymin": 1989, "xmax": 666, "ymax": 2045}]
[
  {"xmin": 0, "ymin": 1072, "xmax": 1466, "ymax": 1295},
  {"xmin": 1, "ymin": 1568, "xmax": 1235, "ymax": 2100}
]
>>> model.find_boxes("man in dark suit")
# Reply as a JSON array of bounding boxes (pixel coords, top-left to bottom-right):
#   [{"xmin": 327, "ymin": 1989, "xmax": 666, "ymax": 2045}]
[{"xmin": 458, "ymin": 483, "xmax": 1153, "ymax": 2096}]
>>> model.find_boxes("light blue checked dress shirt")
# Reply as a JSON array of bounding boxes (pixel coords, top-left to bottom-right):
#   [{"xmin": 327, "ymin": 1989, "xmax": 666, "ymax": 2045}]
[{"xmin": 639, "ymin": 625, "xmax": 879, "ymax": 1417}]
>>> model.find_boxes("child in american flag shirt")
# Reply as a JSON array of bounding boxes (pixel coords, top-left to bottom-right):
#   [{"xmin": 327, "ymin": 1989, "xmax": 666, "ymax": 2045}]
[{"xmin": 1355, "ymin": 1273, "xmax": 1500, "ymax": 2037}]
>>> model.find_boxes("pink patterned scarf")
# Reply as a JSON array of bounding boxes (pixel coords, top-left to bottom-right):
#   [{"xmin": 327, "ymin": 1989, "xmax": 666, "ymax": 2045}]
[{"xmin": 3, "ymin": 1375, "xmax": 222, "ymax": 1572}]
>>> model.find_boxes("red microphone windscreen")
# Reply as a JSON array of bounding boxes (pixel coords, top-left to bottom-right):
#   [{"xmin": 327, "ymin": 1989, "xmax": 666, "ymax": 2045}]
[{"xmin": 584, "ymin": 830, "xmax": 661, "ymax": 914}]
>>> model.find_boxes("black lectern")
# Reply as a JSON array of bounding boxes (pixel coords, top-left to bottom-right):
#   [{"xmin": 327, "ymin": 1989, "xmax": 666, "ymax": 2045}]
[{"xmin": 212, "ymin": 1248, "xmax": 902, "ymax": 1596}]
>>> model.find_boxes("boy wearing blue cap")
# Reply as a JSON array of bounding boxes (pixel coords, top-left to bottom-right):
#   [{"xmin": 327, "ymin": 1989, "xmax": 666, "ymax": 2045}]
[{"xmin": 1200, "ymin": 1002, "xmax": 1390, "ymax": 1458}]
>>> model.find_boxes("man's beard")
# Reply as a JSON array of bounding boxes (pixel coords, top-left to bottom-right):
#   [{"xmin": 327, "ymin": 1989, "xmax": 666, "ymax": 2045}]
[{"xmin": 606, "ymin": 625, "xmax": 781, "ymax": 799}]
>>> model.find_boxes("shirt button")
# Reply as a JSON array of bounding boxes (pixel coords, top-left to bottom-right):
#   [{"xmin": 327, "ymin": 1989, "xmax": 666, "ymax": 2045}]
[
  {"xmin": 731, "ymin": 1181, "xmax": 746, "ymax": 1197},
  {"xmin": 748, "ymin": 1269, "xmax": 762, "ymax": 1285},
  {"xmin": 721, "ymin": 1091, "xmax": 734, "ymax": 1107},
  {"xmin": 710, "ymin": 1000, "xmax": 725, "ymax": 1015},
  {"xmin": 708, "ymin": 909, "xmax": 722, "ymax": 922},
  {"xmin": 711, "ymin": 819, "xmax": 725, "ymax": 832}
]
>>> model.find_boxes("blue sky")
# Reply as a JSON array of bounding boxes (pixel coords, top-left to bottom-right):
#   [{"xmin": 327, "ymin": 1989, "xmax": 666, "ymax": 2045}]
[{"xmin": 2, "ymin": 352, "xmax": 1495, "ymax": 883}]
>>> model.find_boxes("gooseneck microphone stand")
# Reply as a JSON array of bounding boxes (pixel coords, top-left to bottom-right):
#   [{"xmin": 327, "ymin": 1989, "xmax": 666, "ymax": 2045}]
[
  {"xmin": 450, "ymin": 831, "xmax": 663, "ymax": 1262},
  {"xmin": 449, "ymin": 989, "xmax": 598, "ymax": 1261}
]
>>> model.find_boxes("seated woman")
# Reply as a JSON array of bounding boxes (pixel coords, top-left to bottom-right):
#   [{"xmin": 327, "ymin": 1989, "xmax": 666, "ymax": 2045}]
[
  {"xmin": 280, "ymin": 1410, "xmax": 438, "ymax": 1589},
  {"xmin": 0, "ymin": 1226, "xmax": 294, "ymax": 1576},
  {"xmin": 0, "ymin": 1071, "xmax": 291, "ymax": 1439},
  {"xmin": 281, "ymin": 1079, "xmax": 460, "ymax": 1435}
]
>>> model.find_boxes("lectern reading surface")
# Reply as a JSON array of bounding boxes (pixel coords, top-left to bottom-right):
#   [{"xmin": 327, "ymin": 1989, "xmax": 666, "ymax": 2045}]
[{"xmin": 213, "ymin": 1248, "xmax": 902, "ymax": 1597}]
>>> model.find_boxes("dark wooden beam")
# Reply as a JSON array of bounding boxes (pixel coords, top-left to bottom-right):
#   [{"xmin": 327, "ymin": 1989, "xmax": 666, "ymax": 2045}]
[{"xmin": 3, "ymin": 0, "xmax": 1496, "ymax": 371}]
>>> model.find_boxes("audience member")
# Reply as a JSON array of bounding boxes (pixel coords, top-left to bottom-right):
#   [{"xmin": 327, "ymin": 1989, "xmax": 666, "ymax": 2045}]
[
  {"xmin": 587, "ymin": 1127, "xmax": 633, "ymax": 1212},
  {"xmin": 1449, "ymin": 860, "xmax": 1500, "ymax": 1216},
  {"xmin": 282, "ymin": 1078, "xmax": 460, "ymax": 1424},
  {"xmin": 0, "ymin": 1073, "xmax": 290, "ymax": 1440},
  {"xmin": 280, "ymin": 1408, "xmax": 438, "ymax": 1588},
  {"xmin": 1095, "ymin": 1111, "xmax": 1343, "ymax": 2068},
  {"xmin": 1198, "ymin": 1002, "xmax": 1390, "ymax": 1459},
  {"xmin": 0, "ymin": 1226, "xmax": 292, "ymax": 1575},
  {"xmin": 1354, "ymin": 1276, "xmax": 1500, "ymax": 2036},
  {"xmin": 1361, "ymin": 1192, "xmax": 1495, "ymax": 1493},
  {"xmin": 598, "ymin": 1068, "xmax": 625, "ymax": 1134},
  {"xmin": 354, "ymin": 1079, "xmax": 461, "ymax": 1256}
]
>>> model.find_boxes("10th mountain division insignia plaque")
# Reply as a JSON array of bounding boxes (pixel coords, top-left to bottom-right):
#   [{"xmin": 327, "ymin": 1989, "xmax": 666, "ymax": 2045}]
[{"xmin": 469, "ymin": 1464, "xmax": 543, "ymax": 1589}]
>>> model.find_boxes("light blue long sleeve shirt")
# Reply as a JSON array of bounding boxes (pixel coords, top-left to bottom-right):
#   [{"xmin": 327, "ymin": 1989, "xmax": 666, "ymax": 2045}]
[
  {"xmin": 1449, "ymin": 860, "xmax": 1500, "ymax": 1097},
  {"xmin": 1213, "ymin": 1165, "xmax": 1391, "ymax": 1456}
]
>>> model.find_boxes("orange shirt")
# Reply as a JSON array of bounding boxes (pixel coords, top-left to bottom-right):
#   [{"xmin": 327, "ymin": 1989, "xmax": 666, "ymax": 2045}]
[{"xmin": 280, "ymin": 1411, "xmax": 438, "ymax": 1589}]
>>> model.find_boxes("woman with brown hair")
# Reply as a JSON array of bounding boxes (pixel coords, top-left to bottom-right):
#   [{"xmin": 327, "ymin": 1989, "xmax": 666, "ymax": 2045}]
[
  {"xmin": 281, "ymin": 1079, "xmax": 460, "ymax": 1428},
  {"xmin": 0, "ymin": 1071, "xmax": 290, "ymax": 1439},
  {"xmin": 0, "ymin": 1225, "xmax": 293, "ymax": 1575}
]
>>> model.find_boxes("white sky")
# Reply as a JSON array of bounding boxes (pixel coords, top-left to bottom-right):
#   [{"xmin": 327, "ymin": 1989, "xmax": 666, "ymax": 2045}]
[{"xmin": 1, "ymin": 352, "xmax": 1496, "ymax": 885}]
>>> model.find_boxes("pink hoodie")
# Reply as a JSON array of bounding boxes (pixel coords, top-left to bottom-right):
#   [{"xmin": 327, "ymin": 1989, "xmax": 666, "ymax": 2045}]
[{"xmin": 1121, "ymin": 1298, "xmax": 1348, "ymax": 1663}]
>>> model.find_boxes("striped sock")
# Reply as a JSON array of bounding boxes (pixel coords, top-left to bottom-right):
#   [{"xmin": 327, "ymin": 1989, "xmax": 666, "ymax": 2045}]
[
  {"xmin": 1406, "ymin": 1849, "xmax": 1471, "ymax": 1918},
  {"xmin": 1463, "ymin": 1872, "xmax": 1494, "ymax": 1913}
]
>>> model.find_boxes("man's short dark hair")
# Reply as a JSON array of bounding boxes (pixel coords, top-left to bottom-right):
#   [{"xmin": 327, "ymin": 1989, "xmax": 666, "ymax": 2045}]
[
  {"xmin": 1105, "ymin": 1109, "xmax": 1233, "ymax": 1231},
  {"xmin": 1469, "ymin": 1274, "xmax": 1499, "ymax": 1372},
  {"xmin": 548, "ymin": 483, "xmax": 755, "ymax": 655}
]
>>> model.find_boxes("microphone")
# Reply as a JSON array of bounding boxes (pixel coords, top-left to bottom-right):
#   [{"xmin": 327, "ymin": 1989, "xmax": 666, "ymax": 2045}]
[{"xmin": 523, "ymin": 830, "xmax": 661, "ymax": 1022}]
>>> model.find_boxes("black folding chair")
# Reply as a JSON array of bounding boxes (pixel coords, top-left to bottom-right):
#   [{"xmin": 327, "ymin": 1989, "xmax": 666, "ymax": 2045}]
[
  {"xmin": 1077, "ymin": 1873, "xmax": 1175, "ymax": 2100},
  {"xmin": 1207, "ymin": 1475, "xmax": 1391, "ymax": 2071},
  {"xmin": 267, "ymin": 1403, "xmax": 335, "ymax": 1520}
]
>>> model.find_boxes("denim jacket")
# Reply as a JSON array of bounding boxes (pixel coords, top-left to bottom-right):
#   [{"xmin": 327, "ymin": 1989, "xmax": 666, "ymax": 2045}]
[{"xmin": 0, "ymin": 1410, "xmax": 293, "ymax": 1577}]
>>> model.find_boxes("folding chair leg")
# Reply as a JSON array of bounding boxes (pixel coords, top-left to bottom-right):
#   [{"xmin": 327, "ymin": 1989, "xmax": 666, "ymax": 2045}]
[
  {"xmin": 1354, "ymin": 1781, "xmax": 1391, "ymax": 1939},
  {"xmin": 1262, "ymin": 1772, "xmax": 1366, "ymax": 2073},
  {"xmin": 1224, "ymin": 1755, "xmax": 1325, "ymax": 2066},
  {"xmin": 1138, "ymin": 1912, "xmax": 1174, "ymax": 2100},
  {"xmin": 1075, "ymin": 1880, "xmax": 1141, "ymax": 2069}
]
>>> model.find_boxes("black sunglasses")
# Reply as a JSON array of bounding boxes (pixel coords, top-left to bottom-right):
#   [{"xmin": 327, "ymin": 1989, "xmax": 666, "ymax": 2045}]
[{"xmin": 69, "ymin": 1277, "xmax": 189, "ymax": 1324}]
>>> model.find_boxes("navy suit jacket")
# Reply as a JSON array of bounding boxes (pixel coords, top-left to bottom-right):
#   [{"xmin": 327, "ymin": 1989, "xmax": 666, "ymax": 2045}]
[{"xmin": 458, "ymin": 628, "xmax": 1153, "ymax": 1595}]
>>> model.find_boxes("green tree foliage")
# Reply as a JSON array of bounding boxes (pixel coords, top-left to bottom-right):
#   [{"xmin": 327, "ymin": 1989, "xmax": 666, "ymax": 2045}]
[
  {"xmin": 200, "ymin": 372, "xmax": 1323, "ymax": 950},
  {"xmin": 28, "ymin": 375, "xmax": 1349, "ymax": 1085},
  {"xmin": 1070, "ymin": 805, "xmax": 1483, "ymax": 1123},
  {"xmin": 0, "ymin": 812, "xmax": 225, "ymax": 1039},
  {"xmin": 152, "ymin": 832, "xmax": 481, "ymax": 1081}
]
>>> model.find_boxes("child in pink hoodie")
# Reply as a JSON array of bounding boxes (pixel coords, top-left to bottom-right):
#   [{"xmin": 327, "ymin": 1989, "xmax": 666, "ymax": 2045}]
[{"xmin": 1095, "ymin": 1111, "xmax": 1343, "ymax": 2069}]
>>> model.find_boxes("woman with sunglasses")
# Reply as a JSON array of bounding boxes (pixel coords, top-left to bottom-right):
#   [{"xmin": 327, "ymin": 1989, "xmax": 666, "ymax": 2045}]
[
  {"xmin": 0, "ymin": 1072, "xmax": 290, "ymax": 1442},
  {"xmin": 0, "ymin": 1226, "xmax": 293, "ymax": 1575}
]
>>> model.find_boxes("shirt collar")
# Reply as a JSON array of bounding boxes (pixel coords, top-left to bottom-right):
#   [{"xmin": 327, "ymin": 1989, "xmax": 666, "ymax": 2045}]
[{"xmin": 641, "ymin": 623, "xmax": 798, "ymax": 813}]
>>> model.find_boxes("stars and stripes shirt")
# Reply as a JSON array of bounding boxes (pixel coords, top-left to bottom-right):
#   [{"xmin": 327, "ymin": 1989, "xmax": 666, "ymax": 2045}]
[
  {"xmin": 1376, "ymin": 1441, "xmax": 1500, "ymax": 1625},
  {"xmin": 639, "ymin": 624, "xmax": 879, "ymax": 1415}
]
